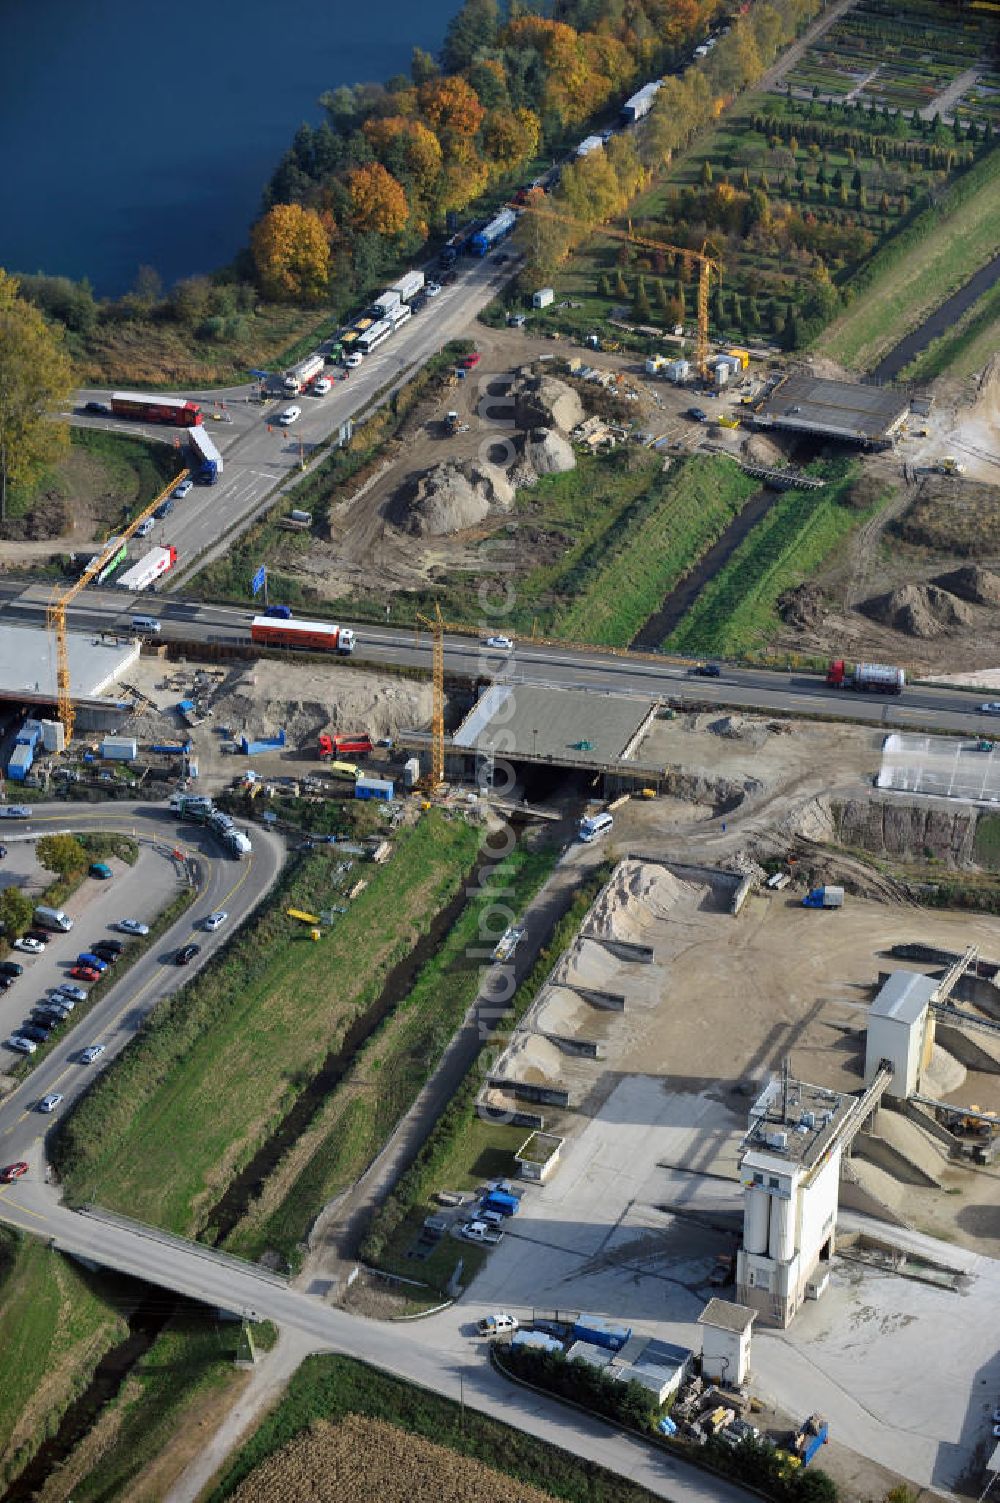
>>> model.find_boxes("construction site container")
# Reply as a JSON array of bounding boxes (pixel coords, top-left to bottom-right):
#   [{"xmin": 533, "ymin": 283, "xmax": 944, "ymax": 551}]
[
  {"xmin": 40, "ymin": 720, "xmax": 65, "ymax": 753},
  {"xmin": 403, "ymin": 757, "xmax": 420, "ymax": 788},
  {"xmin": 664, "ymin": 358, "xmax": 689, "ymax": 383},
  {"xmin": 355, "ymin": 775, "xmax": 394, "ymax": 802},
  {"xmin": 7, "ymin": 745, "xmax": 33, "ymax": 781},
  {"xmin": 573, "ymin": 1315, "xmax": 632, "ymax": 1352},
  {"xmin": 532, "ymin": 287, "xmax": 554, "ymax": 309},
  {"xmin": 16, "ymin": 720, "xmax": 42, "ymax": 748},
  {"xmin": 727, "ymin": 347, "xmax": 750, "ymax": 370},
  {"xmin": 101, "ymin": 737, "xmax": 138, "ymax": 761},
  {"xmin": 512, "ymin": 1331, "xmax": 563, "ymax": 1354}
]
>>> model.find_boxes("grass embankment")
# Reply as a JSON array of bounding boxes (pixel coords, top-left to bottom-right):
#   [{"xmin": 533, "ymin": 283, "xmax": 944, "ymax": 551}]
[
  {"xmin": 816, "ymin": 148, "xmax": 1000, "ymax": 370},
  {"xmin": 665, "ymin": 461, "xmax": 873, "ymax": 657},
  {"xmin": 552, "ymin": 454, "xmax": 758, "ymax": 645},
  {"xmin": 70, "ymin": 428, "xmax": 183, "ymax": 528},
  {"xmin": 206, "ymin": 1353, "xmax": 659, "ymax": 1503},
  {"xmin": 224, "ymin": 843, "xmax": 557, "ymax": 1266},
  {"xmin": 52, "ymin": 814, "xmax": 481, "ymax": 1245},
  {"xmin": 900, "ymin": 277, "xmax": 1000, "ymax": 383},
  {"xmin": 69, "ymin": 305, "xmax": 333, "ymax": 388},
  {"xmin": 0, "ymin": 1230, "xmax": 129, "ymax": 1489},
  {"xmin": 61, "ymin": 1311, "xmax": 252, "ymax": 1503},
  {"xmin": 365, "ymin": 863, "xmax": 613, "ymax": 1292}
]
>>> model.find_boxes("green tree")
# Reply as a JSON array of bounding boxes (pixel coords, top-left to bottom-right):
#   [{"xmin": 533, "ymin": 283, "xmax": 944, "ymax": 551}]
[
  {"xmin": 700, "ymin": 159, "xmax": 714, "ymax": 187},
  {"xmin": 0, "ymin": 887, "xmax": 33, "ymax": 940},
  {"xmin": 632, "ymin": 275, "xmax": 651, "ymax": 323},
  {"xmin": 35, "ymin": 834, "xmax": 86, "ymax": 880},
  {"xmin": 0, "ymin": 271, "xmax": 74, "ymax": 524},
  {"xmin": 614, "ymin": 269, "xmax": 630, "ymax": 300},
  {"xmin": 441, "ymin": 0, "xmax": 498, "ymax": 72}
]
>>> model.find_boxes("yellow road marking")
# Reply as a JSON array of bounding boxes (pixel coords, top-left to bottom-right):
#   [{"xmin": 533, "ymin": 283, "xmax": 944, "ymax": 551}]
[
  {"xmin": 217, "ymin": 856, "xmax": 253, "ymax": 910},
  {"xmin": 4, "ymin": 1197, "xmax": 48, "ymax": 1223}
]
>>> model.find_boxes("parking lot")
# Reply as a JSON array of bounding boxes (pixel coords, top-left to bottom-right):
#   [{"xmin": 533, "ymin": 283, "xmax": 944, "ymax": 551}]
[{"xmin": 0, "ymin": 840, "xmax": 182, "ymax": 1069}]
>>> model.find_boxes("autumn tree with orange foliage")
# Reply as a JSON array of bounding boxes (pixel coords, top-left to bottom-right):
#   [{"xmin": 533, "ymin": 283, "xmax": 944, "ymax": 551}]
[
  {"xmin": 363, "ymin": 117, "xmax": 443, "ymax": 199},
  {"xmin": 418, "ymin": 75, "xmax": 485, "ymax": 137},
  {"xmin": 250, "ymin": 203, "xmax": 331, "ymax": 302},
  {"xmin": 347, "ymin": 163, "xmax": 410, "ymax": 237}
]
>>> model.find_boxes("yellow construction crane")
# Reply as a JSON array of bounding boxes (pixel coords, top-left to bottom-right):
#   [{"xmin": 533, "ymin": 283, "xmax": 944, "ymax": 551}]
[
  {"xmin": 47, "ymin": 466, "xmax": 189, "ymax": 745},
  {"xmin": 415, "ymin": 603, "xmax": 445, "ymax": 788},
  {"xmin": 519, "ymin": 200, "xmax": 722, "ymax": 376}
]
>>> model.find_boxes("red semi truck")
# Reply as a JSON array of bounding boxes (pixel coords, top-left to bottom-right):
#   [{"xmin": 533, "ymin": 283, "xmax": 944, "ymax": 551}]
[
  {"xmin": 826, "ymin": 659, "xmax": 904, "ymax": 694},
  {"xmin": 250, "ymin": 617, "xmax": 356, "ymax": 655},
  {"xmin": 110, "ymin": 392, "xmax": 202, "ymax": 427}
]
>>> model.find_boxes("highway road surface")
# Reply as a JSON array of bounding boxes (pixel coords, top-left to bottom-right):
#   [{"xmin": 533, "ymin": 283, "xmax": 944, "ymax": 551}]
[
  {"xmin": 65, "ymin": 255, "xmax": 511, "ymax": 587},
  {"xmin": 1, "ymin": 577, "xmax": 997, "ymax": 738}
]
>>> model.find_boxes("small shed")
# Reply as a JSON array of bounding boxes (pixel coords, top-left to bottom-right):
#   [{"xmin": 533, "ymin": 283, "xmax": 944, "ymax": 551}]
[
  {"xmin": 515, "ymin": 1130, "xmax": 563, "ymax": 1183},
  {"xmin": 532, "ymin": 287, "xmax": 554, "ymax": 309},
  {"xmin": 355, "ymin": 775, "xmax": 394, "ymax": 802},
  {"xmin": 102, "ymin": 736, "xmax": 138, "ymax": 761},
  {"xmin": 864, "ymin": 970, "xmax": 936, "ymax": 1098},
  {"xmin": 698, "ymin": 1298, "xmax": 755, "ymax": 1386}
]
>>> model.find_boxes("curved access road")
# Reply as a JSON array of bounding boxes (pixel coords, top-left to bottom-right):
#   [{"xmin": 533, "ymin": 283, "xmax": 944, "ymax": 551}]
[{"xmin": 0, "ymin": 801, "xmax": 285, "ymax": 1161}]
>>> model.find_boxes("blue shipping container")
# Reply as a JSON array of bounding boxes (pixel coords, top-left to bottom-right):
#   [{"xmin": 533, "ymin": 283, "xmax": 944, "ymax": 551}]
[
  {"xmin": 8, "ymin": 744, "xmax": 33, "ymax": 782},
  {"xmin": 572, "ymin": 1315, "xmax": 632, "ymax": 1352},
  {"xmin": 355, "ymin": 776, "xmax": 394, "ymax": 802},
  {"xmin": 16, "ymin": 720, "xmax": 42, "ymax": 748}
]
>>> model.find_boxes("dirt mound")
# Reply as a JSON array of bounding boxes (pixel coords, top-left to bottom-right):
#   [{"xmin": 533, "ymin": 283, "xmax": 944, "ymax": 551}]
[
  {"xmin": 741, "ymin": 433, "xmax": 787, "ymax": 467},
  {"xmin": 932, "ymin": 564, "xmax": 1000, "ymax": 606},
  {"xmin": 525, "ymin": 426, "xmax": 576, "ymax": 476},
  {"xmin": 394, "ymin": 458, "xmax": 514, "ymax": 537},
  {"xmin": 778, "ymin": 581, "xmax": 824, "ymax": 628},
  {"xmin": 215, "ymin": 662, "xmax": 432, "ymax": 743},
  {"xmin": 860, "ymin": 582, "xmax": 972, "ymax": 638},
  {"xmin": 511, "ymin": 370, "xmax": 584, "ymax": 433}
]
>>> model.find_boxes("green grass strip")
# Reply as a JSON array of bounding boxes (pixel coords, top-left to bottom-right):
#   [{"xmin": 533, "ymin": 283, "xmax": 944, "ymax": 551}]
[
  {"xmin": 664, "ymin": 461, "xmax": 866, "ymax": 656},
  {"xmin": 553, "ymin": 454, "xmax": 758, "ymax": 646}
]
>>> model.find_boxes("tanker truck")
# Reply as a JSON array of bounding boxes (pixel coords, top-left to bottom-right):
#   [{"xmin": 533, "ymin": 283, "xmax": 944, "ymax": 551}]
[{"xmin": 826, "ymin": 659, "xmax": 904, "ymax": 695}]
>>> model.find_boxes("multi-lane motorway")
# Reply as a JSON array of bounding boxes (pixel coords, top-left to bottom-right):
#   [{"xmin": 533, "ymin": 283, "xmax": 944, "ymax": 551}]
[
  {"xmin": 0, "ymin": 576, "xmax": 996, "ymax": 738},
  {"xmin": 66, "ymin": 255, "xmax": 511, "ymax": 587}
]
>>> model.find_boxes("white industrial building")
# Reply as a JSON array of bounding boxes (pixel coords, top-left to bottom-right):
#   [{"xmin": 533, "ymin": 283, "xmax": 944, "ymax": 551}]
[{"xmin": 736, "ymin": 1074, "xmax": 879, "ymax": 1327}]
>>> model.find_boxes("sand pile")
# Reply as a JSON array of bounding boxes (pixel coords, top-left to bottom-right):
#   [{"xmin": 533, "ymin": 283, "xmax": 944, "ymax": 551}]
[
  {"xmin": 587, "ymin": 859, "xmax": 689, "ymax": 939},
  {"xmin": 511, "ymin": 371, "xmax": 584, "ymax": 433},
  {"xmin": 394, "ymin": 459, "xmax": 514, "ymax": 536},
  {"xmin": 216, "ymin": 662, "xmax": 432, "ymax": 741},
  {"xmin": 932, "ymin": 564, "xmax": 1000, "ymax": 606},
  {"xmin": 922, "ymin": 1042, "xmax": 967, "ymax": 1097},
  {"xmin": 708, "ymin": 714, "xmax": 770, "ymax": 746},
  {"xmin": 559, "ymin": 934, "xmax": 630, "ymax": 992},
  {"xmin": 860, "ymin": 582, "xmax": 972, "ymax": 638},
  {"xmin": 499, "ymin": 1032, "xmax": 565, "ymax": 1087}
]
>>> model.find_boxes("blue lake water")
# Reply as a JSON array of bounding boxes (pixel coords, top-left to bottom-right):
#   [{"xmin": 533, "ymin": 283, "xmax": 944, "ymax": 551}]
[{"xmin": 0, "ymin": 0, "xmax": 455, "ymax": 295}]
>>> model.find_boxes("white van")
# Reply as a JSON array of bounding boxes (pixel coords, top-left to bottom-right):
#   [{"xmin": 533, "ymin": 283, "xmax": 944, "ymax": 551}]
[
  {"xmin": 34, "ymin": 905, "xmax": 74, "ymax": 933},
  {"xmin": 579, "ymin": 811, "xmax": 613, "ymax": 843},
  {"xmin": 131, "ymin": 615, "xmax": 161, "ymax": 636}
]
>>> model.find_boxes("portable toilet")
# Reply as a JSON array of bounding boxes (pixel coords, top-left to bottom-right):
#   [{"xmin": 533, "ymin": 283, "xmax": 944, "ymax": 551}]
[{"xmin": 403, "ymin": 756, "xmax": 420, "ymax": 789}]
